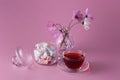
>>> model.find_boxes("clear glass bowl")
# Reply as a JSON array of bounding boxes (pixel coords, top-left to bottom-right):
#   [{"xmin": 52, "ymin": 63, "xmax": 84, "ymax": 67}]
[
  {"xmin": 33, "ymin": 42, "xmax": 58, "ymax": 65},
  {"xmin": 12, "ymin": 48, "xmax": 33, "ymax": 67}
]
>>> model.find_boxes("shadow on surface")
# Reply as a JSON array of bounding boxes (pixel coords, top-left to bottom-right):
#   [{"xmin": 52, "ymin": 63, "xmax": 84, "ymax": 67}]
[{"xmin": 89, "ymin": 61, "xmax": 111, "ymax": 74}]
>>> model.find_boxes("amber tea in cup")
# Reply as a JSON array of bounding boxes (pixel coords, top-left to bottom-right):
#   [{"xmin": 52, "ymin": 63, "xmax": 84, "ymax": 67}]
[{"xmin": 63, "ymin": 52, "xmax": 85, "ymax": 70}]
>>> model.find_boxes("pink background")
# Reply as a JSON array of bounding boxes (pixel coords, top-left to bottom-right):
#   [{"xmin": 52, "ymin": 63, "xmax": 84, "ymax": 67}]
[{"xmin": 0, "ymin": 0, "xmax": 120, "ymax": 80}]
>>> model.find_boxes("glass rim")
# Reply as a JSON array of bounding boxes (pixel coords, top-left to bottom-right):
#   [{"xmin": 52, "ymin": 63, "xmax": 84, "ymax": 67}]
[{"xmin": 62, "ymin": 52, "xmax": 85, "ymax": 61}]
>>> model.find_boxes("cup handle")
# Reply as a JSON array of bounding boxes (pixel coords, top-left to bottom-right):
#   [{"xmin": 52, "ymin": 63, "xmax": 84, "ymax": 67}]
[{"xmin": 80, "ymin": 61, "xmax": 90, "ymax": 72}]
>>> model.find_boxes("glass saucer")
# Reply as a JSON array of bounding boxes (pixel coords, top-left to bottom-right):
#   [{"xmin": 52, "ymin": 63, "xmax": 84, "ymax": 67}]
[{"xmin": 57, "ymin": 59, "xmax": 89, "ymax": 72}]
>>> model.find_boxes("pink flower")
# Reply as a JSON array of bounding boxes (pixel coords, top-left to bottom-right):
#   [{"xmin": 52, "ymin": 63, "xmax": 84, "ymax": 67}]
[{"xmin": 72, "ymin": 10, "xmax": 84, "ymax": 22}]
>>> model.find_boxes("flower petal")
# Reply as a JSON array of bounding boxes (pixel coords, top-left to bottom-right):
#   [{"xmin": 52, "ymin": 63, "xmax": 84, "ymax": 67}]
[
  {"xmin": 83, "ymin": 18, "xmax": 90, "ymax": 31},
  {"xmin": 72, "ymin": 10, "xmax": 84, "ymax": 22}
]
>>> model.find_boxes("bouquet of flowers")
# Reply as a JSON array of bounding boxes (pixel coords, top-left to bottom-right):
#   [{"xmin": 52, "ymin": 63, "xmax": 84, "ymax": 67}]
[{"xmin": 48, "ymin": 8, "xmax": 93, "ymax": 51}]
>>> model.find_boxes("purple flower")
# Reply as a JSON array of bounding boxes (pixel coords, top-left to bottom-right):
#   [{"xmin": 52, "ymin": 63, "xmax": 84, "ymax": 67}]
[
  {"xmin": 47, "ymin": 21, "xmax": 61, "ymax": 38},
  {"xmin": 53, "ymin": 31, "xmax": 61, "ymax": 38},
  {"xmin": 72, "ymin": 10, "xmax": 84, "ymax": 22},
  {"xmin": 47, "ymin": 21, "xmax": 58, "ymax": 32},
  {"xmin": 85, "ymin": 8, "xmax": 93, "ymax": 20}
]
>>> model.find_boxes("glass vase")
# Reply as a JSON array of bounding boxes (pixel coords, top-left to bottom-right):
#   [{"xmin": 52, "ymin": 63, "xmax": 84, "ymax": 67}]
[{"xmin": 56, "ymin": 29, "xmax": 74, "ymax": 54}]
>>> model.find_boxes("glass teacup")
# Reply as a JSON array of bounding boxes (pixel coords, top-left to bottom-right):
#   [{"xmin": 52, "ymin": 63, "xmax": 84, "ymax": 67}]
[
  {"xmin": 57, "ymin": 49, "xmax": 89, "ymax": 72},
  {"xmin": 63, "ymin": 51, "xmax": 85, "ymax": 70}
]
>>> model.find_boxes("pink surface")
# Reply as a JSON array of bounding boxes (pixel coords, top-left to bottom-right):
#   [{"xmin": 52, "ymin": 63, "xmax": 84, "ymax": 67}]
[{"xmin": 0, "ymin": 0, "xmax": 120, "ymax": 80}]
